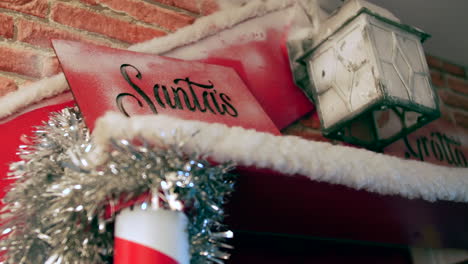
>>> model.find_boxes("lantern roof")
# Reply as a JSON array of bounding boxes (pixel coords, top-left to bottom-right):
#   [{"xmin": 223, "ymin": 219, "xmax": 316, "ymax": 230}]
[{"xmin": 298, "ymin": 0, "xmax": 431, "ymax": 65}]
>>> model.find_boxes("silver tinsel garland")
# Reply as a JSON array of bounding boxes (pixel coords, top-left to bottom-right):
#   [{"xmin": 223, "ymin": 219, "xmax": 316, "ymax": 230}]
[{"xmin": 0, "ymin": 107, "xmax": 236, "ymax": 264}]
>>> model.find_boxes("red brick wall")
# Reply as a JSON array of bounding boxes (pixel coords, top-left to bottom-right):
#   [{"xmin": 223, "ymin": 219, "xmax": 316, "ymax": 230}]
[
  {"xmin": 427, "ymin": 55, "xmax": 468, "ymax": 129},
  {"xmin": 0, "ymin": 0, "xmax": 217, "ymax": 97}
]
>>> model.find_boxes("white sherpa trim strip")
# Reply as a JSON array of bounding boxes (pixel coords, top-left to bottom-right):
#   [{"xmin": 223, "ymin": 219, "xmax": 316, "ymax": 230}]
[
  {"xmin": 129, "ymin": 0, "xmax": 294, "ymax": 54},
  {"xmin": 0, "ymin": 74, "xmax": 69, "ymax": 120},
  {"xmin": 0, "ymin": 0, "xmax": 294, "ymax": 120},
  {"xmin": 91, "ymin": 113, "xmax": 468, "ymax": 203}
]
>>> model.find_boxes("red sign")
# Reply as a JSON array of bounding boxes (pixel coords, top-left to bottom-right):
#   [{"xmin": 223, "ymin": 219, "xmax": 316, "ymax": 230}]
[
  {"xmin": 384, "ymin": 119, "xmax": 468, "ymax": 168},
  {"xmin": 160, "ymin": 9, "xmax": 314, "ymax": 129},
  {"xmin": 52, "ymin": 40, "xmax": 279, "ymax": 134}
]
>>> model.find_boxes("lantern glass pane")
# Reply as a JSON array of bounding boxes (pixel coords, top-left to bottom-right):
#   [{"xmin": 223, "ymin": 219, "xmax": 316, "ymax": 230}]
[
  {"xmin": 405, "ymin": 111, "xmax": 423, "ymax": 128},
  {"xmin": 368, "ymin": 17, "xmax": 436, "ymax": 110},
  {"xmin": 397, "ymin": 35, "xmax": 424, "ymax": 73},
  {"xmin": 319, "ymin": 88, "xmax": 350, "ymax": 128},
  {"xmin": 370, "ymin": 24, "xmax": 393, "ymax": 62},
  {"xmin": 352, "ymin": 63, "xmax": 378, "ymax": 109},
  {"xmin": 413, "ymin": 73, "xmax": 436, "ymax": 108},
  {"xmin": 310, "ymin": 48, "xmax": 335, "ymax": 94},
  {"xmin": 374, "ymin": 108, "xmax": 403, "ymax": 140},
  {"xmin": 345, "ymin": 113, "xmax": 376, "ymax": 144},
  {"xmin": 394, "ymin": 49, "xmax": 412, "ymax": 87},
  {"xmin": 381, "ymin": 61, "xmax": 410, "ymax": 100},
  {"xmin": 308, "ymin": 15, "xmax": 382, "ymax": 129}
]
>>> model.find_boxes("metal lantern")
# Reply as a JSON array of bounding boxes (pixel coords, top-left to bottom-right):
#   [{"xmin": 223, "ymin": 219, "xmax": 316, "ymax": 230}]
[{"xmin": 296, "ymin": 0, "xmax": 440, "ymax": 151}]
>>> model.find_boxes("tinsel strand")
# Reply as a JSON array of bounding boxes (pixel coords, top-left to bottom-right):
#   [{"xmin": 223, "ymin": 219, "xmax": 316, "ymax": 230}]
[{"xmin": 0, "ymin": 107, "xmax": 235, "ymax": 264}]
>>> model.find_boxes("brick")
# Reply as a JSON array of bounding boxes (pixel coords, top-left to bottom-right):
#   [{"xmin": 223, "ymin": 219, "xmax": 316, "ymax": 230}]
[
  {"xmin": 17, "ymin": 19, "xmax": 109, "ymax": 49},
  {"xmin": 453, "ymin": 111, "xmax": 468, "ymax": 129},
  {"xmin": 97, "ymin": 0, "xmax": 195, "ymax": 31},
  {"xmin": 443, "ymin": 62, "xmax": 466, "ymax": 78},
  {"xmin": 287, "ymin": 130, "xmax": 329, "ymax": 142},
  {"xmin": 42, "ymin": 56, "xmax": 61, "ymax": 77},
  {"xmin": 199, "ymin": 0, "xmax": 218, "ymax": 15},
  {"xmin": 282, "ymin": 124, "xmax": 329, "ymax": 142},
  {"xmin": 437, "ymin": 98, "xmax": 454, "ymax": 123},
  {"xmin": 79, "ymin": 0, "xmax": 99, "ymax": 5},
  {"xmin": 0, "ymin": 76, "xmax": 18, "ymax": 97},
  {"xmin": 447, "ymin": 77, "xmax": 468, "ymax": 95},
  {"xmin": 0, "ymin": 14, "xmax": 14, "ymax": 39},
  {"xmin": 0, "ymin": 0, "xmax": 48, "ymax": 18},
  {"xmin": 0, "ymin": 46, "xmax": 42, "ymax": 78},
  {"xmin": 149, "ymin": 0, "xmax": 198, "ymax": 13},
  {"xmin": 299, "ymin": 111, "xmax": 321, "ymax": 130},
  {"xmin": 150, "ymin": 0, "xmax": 218, "ymax": 15},
  {"xmin": 21, "ymin": 79, "xmax": 34, "ymax": 86},
  {"xmin": 430, "ymin": 70, "xmax": 444, "ymax": 88},
  {"xmin": 2, "ymin": 0, "xmax": 35, "ymax": 4},
  {"xmin": 438, "ymin": 90, "xmax": 468, "ymax": 112},
  {"xmin": 51, "ymin": 3, "xmax": 166, "ymax": 44},
  {"xmin": 426, "ymin": 54, "xmax": 443, "ymax": 69},
  {"xmin": 425, "ymin": 54, "xmax": 466, "ymax": 78}
]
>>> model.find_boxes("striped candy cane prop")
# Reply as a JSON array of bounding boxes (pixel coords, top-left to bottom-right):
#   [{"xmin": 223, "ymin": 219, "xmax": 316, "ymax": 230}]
[{"xmin": 114, "ymin": 206, "xmax": 190, "ymax": 264}]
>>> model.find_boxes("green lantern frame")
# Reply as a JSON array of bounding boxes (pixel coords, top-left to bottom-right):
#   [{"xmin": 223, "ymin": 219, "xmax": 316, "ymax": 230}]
[{"xmin": 297, "ymin": 7, "xmax": 440, "ymax": 151}]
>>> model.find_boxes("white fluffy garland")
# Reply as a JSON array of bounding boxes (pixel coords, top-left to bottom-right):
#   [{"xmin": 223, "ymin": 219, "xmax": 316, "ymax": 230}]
[
  {"xmin": 0, "ymin": 74, "xmax": 69, "ymax": 120},
  {"xmin": 91, "ymin": 113, "xmax": 468, "ymax": 203},
  {"xmin": 129, "ymin": 0, "xmax": 295, "ymax": 54}
]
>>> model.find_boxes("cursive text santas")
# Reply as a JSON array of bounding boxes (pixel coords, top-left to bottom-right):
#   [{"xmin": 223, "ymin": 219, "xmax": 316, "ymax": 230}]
[{"xmin": 116, "ymin": 64, "xmax": 238, "ymax": 117}]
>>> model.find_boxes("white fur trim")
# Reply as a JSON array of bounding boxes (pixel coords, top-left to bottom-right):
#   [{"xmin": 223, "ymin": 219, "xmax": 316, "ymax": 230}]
[
  {"xmin": 129, "ymin": 0, "xmax": 294, "ymax": 54},
  {"xmin": 0, "ymin": 74, "xmax": 69, "ymax": 120},
  {"xmin": 91, "ymin": 113, "xmax": 468, "ymax": 203},
  {"xmin": 0, "ymin": 92, "xmax": 73, "ymax": 124},
  {"xmin": 0, "ymin": 0, "xmax": 294, "ymax": 120}
]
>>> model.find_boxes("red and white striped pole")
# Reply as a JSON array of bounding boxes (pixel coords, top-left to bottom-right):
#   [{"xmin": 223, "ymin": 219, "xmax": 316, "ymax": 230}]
[{"xmin": 114, "ymin": 206, "xmax": 190, "ymax": 264}]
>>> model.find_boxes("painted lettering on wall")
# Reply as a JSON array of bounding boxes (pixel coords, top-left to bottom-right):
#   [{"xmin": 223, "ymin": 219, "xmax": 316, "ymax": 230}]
[
  {"xmin": 116, "ymin": 64, "xmax": 238, "ymax": 118},
  {"xmin": 404, "ymin": 131, "xmax": 468, "ymax": 168}
]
